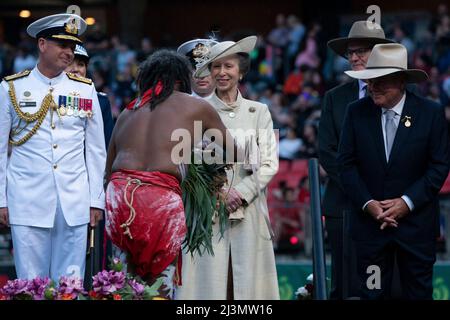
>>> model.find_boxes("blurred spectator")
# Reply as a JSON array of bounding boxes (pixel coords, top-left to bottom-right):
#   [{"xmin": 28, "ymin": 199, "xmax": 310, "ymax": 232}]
[
  {"xmin": 268, "ymin": 91, "xmax": 293, "ymax": 134},
  {"xmin": 292, "ymin": 83, "xmax": 320, "ymax": 135},
  {"xmin": 392, "ymin": 25, "xmax": 415, "ymax": 58},
  {"xmin": 427, "ymin": 83, "xmax": 442, "ymax": 103},
  {"xmin": 271, "ymin": 187, "xmax": 305, "ymax": 251},
  {"xmin": 12, "ymin": 45, "xmax": 36, "ymax": 73},
  {"xmin": 113, "ymin": 64, "xmax": 137, "ymax": 111},
  {"xmin": 284, "ymin": 15, "xmax": 306, "ymax": 78},
  {"xmin": 297, "ymin": 176, "xmax": 310, "ymax": 204},
  {"xmin": 295, "ymin": 26, "xmax": 321, "ymax": 69},
  {"xmin": 136, "ymin": 37, "xmax": 154, "ymax": 63},
  {"xmin": 116, "ymin": 41, "xmax": 136, "ymax": 73},
  {"xmin": 279, "ymin": 127, "xmax": 303, "ymax": 160},
  {"xmin": 283, "ymin": 66, "xmax": 304, "ymax": 101},
  {"xmin": 298, "ymin": 121, "xmax": 319, "ymax": 158},
  {"xmin": 267, "ymin": 13, "xmax": 290, "ymax": 49}
]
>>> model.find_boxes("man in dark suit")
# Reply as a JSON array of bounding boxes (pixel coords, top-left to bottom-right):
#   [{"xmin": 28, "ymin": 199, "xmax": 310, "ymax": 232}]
[
  {"xmin": 338, "ymin": 43, "xmax": 449, "ymax": 299},
  {"xmin": 318, "ymin": 21, "xmax": 394, "ymax": 299}
]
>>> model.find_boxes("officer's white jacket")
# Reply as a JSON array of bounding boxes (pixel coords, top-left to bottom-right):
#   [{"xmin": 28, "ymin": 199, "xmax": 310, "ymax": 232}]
[{"xmin": 0, "ymin": 67, "xmax": 106, "ymax": 227}]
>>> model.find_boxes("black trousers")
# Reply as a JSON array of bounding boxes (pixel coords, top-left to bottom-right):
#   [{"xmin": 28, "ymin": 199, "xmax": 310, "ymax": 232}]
[
  {"xmin": 354, "ymin": 240, "xmax": 435, "ymax": 300},
  {"xmin": 325, "ymin": 215, "xmax": 358, "ymax": 299}
]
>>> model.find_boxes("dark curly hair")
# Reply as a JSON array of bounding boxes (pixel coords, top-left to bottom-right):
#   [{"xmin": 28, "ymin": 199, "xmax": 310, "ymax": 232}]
[{"xmin": 136, "ymin": 49, "xmax": 192, "ymax": 110}]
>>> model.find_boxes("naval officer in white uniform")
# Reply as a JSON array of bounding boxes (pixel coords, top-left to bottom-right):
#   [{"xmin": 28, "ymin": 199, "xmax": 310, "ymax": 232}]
[{"xmin": 0, "ymin": 13, "xmax": 106, "ymax": 282}]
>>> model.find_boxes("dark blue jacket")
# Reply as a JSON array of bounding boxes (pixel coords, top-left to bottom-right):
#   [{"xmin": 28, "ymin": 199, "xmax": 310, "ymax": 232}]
[
  {"xmin": 337, "ymin": 91, "xmax": 449, "ymax": 244},
  {"xmin": 98, "ymin": 92, "xmax": 114, "ymax": 149}
]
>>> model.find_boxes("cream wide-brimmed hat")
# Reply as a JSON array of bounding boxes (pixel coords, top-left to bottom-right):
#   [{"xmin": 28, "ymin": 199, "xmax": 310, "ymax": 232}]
[
  {"xmin": 327, "ymin": 20, "xmax": 394, "ymax": 58},
  {"xmin": 345, "ymin": 43, "xmax": 428, "ymax": 82},
  {"xmin": 194, "ymin": 35, "xmax": 257, "ymax": 78}
]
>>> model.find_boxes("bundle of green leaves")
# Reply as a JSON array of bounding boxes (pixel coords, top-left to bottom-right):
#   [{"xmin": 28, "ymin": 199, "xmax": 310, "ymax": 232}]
[{"xmin": 181, "ymin": 151, "xmax": 232, "ymax": 256}]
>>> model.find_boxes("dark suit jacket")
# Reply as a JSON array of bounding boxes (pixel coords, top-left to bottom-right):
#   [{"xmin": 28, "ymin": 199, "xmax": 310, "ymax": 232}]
[
  {"xmin": 337, "ymin": 91, "xmax": 449, "ymax": 245},
  {"xmin": 98, "ymin": 92, "xmax": 114, "ymax": 150},
  {"xmin": 319, "ymin": 80, "xmax": 359, "ymax": 217},
  {"xmin": 319, "ymin": 82, "xmax": 421, "ymax": 218}
]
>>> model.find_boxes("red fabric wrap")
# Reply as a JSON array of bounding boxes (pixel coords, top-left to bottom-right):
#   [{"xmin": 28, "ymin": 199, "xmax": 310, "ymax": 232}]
[{"xmin": 105, "ymin": 169, "xmax": 186, "ymax": 284}]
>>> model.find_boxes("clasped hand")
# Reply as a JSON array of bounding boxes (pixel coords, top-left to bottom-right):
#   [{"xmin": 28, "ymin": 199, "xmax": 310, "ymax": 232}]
[
  {"xmin": 220, "ymin": 187, "xmax": 244, "ymax": 214},
  {"xmin": 365, "ymin": 198, "xmax": 409, "ymax": 230}
]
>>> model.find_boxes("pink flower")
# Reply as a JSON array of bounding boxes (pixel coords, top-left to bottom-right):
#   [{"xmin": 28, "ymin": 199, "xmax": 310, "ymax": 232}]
[
  {"xmin": 28, "ymin": 277, "xmax": 52, "ymax": 300},
  {"xmin": 92, "ymin": 270, "xmax": 126, "ymax": 296},
  {"xmin": 58, "ymin": 276, "xmax": 85, "ymax": 299},
  {"xmin": 0, "ymin": 279, "xmax": 33, "ymax": 300},
  {"xmin": 128, "ymin": 279, "xmax": 145, "ymax": 299}
]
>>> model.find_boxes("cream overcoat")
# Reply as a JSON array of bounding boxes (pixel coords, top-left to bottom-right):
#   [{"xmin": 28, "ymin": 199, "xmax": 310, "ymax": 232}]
[{"xmin": 176, "ymin": 91, "xmax": 279, "ymax": 300}]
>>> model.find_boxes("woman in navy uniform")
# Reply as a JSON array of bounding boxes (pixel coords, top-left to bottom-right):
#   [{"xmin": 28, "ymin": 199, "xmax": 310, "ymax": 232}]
[
  {"xmin": 66, "ymin": 44, "xmax": 115, "ymax": 275},
  {"xmin": 66, "ymin": 44, "xmax": 114, "ymax": 149}
]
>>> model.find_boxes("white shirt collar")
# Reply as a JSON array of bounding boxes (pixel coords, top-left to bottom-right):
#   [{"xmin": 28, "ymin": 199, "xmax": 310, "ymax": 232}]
[
  {"xmin": 358, "ymin": 79, "xmax": 367, "ymax": 92},
  {"xmin": 32, "ymin": 65, "xmax": 65, "ymax": 86},
  {"xmin": 191, "ymin": 91, "xmax": 214, "ymax": 100},
  {"xmin": 382, "ymin": 93, "xmax": 406, "ymax": 116}
]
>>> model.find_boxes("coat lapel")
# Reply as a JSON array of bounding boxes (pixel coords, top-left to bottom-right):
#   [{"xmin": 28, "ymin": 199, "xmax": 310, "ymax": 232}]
[
  {"xmin": 387, "ymin": 92, "xmax": 417, "ymax": 168},
  {"xmin": 350, "ymin": 80, "xmax": 360, "ymax": 101},
  {"xmin": 367, "ymin": 99, "xmax": 387, "ymax": 167}
]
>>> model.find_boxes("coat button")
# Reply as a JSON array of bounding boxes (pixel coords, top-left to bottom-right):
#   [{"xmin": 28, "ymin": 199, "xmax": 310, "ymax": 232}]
[
  {"xmin": 53, "ymin": 164, "xmax": 58, "ymax": 169},
  {"xmin": 51, "ymin": 124, "xmax": 56, "ymax": 129},
  {"xmin": 229, "ymin": 112, "xmax": 236, "ymax": 118},
  {"xmin": 53, "ymin": 144, "xmax": 58, "ymax": 149}
]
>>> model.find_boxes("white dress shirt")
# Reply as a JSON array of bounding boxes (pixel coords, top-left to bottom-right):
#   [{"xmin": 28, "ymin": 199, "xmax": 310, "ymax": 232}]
[
  {"xmin": 358, "ymin": 80, "xmax": 368, "ymax": 99},
  {"xmin": 381, "ymin": 93, "xmax": 406, "ymax": 161},
  {"xmin": 191, "ymin": 91, "xmax": 214, "ymax": 100}
]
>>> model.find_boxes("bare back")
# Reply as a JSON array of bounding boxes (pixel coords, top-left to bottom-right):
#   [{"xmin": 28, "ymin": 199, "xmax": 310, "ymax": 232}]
[{"xmin": 107, "ymin": 91, "xmax": 228, "ymax": 181}]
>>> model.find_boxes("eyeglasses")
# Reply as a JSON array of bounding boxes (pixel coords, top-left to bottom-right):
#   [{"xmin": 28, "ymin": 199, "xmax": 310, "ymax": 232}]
[{"xmin": 344, "ymin": 47, "xmax": 371, "ymax": 59}]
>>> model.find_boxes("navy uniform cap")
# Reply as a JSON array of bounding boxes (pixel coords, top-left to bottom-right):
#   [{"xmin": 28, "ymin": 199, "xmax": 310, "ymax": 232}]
[
  {"xmin": 177, "ymin": 38, "xmax": 218, "ymax": 70},
  {"xmin": 27, "ymin": 13, "xmax": 87, "ymax": 44},
  {"xmin": 74, "ymin": 44, "xmax": 89, "ymax": 60}
]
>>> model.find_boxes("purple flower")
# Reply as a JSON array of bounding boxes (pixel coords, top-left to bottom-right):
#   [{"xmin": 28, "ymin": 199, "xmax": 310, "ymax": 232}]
[
  {"xmin": 28, "ymin": 277, "xmax": 52, "ymax": 300},
  {"xmin": 92, "ymin": 270, "xmax": 126, "ymax": 296},
  {"xmin": 0, "ymin": 279, "xmax": 32, "ymax": 300},
  {"xmin": 128, "ymin": 279, "xmax": 145, "ymax": 299},
  {"xmin": 58, "ymin": 276, "xmax": 86, "ymax": 299}
]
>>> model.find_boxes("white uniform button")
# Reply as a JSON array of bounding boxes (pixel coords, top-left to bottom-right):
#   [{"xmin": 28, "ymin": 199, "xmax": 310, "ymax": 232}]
[
  {"xmin": 53, "ymin": 164, "xmax": 58, "ymax": 169},
  {"xmin": 51, "ymin": 124, "xmax": 56, "ymax": 130},
  {"xmin": 229, "ymin": 112, "xmax": 236, "ymax": 118},
  {"xmin": 53, "ymin": 144, "xmax": 58, "ymax": 149}
]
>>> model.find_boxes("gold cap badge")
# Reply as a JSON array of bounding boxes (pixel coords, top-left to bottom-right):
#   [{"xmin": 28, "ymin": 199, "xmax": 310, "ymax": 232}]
[{"xmin": 64, "ymin": 19, "xmax": 78, "ymax": 35}]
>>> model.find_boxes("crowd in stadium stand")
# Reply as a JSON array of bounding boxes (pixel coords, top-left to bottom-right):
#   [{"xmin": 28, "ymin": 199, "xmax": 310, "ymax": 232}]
[{"xmin": 0, "ymin": 3, "xmax": 449, "ymax": 253}]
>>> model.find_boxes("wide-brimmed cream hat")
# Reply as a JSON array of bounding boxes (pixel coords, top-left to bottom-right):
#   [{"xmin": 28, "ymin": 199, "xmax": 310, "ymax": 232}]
[
  {"xmin": 194, "ymin": 35, "xmax": 257, "ymax": 78},
  {"xmin": 327, "ymin": 20, "xmax": 394, "ymax": 58},
  {"xmin": 345, "ymin": 43, "xmax": 428, "ymax": 82}
]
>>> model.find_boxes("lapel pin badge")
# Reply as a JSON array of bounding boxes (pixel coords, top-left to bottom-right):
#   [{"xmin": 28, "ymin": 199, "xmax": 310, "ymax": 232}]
[{"xmin": 402, "ymin": 116, "xmax": 412, "ymax": 128}]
